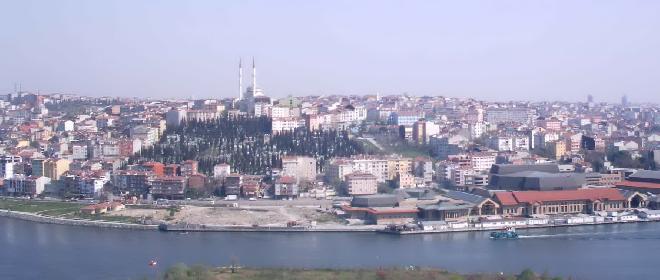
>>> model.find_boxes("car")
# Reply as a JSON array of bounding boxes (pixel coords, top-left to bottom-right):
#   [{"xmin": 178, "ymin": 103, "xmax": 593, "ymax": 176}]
[{"xmin": 248, "ymin": 197, "xmax": 257, "ymax": 201}]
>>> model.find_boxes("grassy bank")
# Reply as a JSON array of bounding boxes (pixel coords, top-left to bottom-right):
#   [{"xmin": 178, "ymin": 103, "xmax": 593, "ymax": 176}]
[
  {"xmin": 0, "ymin": 199, "xmax": 82, "ymax": 214},
  {"xmin": 154, "ymin": 265, "xmax": 563, "ymax": 280},
  {"xmin": 0, "ymin": 198, "xmax": 139, "ymax": 223}
]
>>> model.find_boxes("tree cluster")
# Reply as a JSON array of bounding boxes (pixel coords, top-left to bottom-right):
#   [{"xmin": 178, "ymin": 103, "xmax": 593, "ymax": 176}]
[{"xmin": 130, "ymin": 115, "xmax": 364, "ymax": 175}]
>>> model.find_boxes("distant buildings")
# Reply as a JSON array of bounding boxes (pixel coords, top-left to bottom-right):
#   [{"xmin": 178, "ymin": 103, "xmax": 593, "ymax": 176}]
[
  {"xmin": 2, "ymin": 175, "xmax": 50, "ymax": 196},
  {"xmin": 281, "ymin": 156, "xmax": 316, "ymax": 181},
  {"xmin": 344, "ymin": 172, "xmax": 378, "ymax": 195},
  {"xmin": 485, "ymin": 108, "xmax": 531, "ymax": 125}
]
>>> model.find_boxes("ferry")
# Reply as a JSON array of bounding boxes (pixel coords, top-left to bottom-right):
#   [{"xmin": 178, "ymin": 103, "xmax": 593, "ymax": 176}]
[{"xmin": 489, "ymin": 227, "xmax": 519, "ymax": 240}]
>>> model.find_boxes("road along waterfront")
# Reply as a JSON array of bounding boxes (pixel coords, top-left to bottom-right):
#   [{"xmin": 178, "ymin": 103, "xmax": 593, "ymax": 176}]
[{"xmin": 2, "ymin": 216, "xmax": 660, "ymax": 280}]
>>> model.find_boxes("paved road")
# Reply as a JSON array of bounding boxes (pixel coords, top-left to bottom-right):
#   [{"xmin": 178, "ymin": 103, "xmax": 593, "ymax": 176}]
[{"xmin": 177, "ymin": 198, "xmax": 335, "ymax": 208}]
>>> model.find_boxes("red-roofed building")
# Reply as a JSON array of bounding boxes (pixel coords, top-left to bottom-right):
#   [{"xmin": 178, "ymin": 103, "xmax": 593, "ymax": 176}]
[{"xmin": 494, "ymin": 188, "xmax": 632, "ymax": 216}]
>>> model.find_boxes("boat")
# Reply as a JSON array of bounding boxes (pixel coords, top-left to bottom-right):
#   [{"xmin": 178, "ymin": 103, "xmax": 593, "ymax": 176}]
[
  {"xmin": 489, "ymin": 227, "xmax": 519, "ymax": 240},
  {"xmin": 148, "ymin": 260, "xmax": 158, "ymax": 267}
]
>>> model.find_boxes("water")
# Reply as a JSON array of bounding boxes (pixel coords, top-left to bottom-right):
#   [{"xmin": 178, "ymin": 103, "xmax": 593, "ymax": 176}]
[{"xmin": 2, "ymin": 216, "xmax": 659, "ymax": 280}]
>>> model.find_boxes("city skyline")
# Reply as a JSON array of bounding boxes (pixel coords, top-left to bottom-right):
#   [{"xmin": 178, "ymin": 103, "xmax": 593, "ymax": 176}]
[{"xmin": 1, "ymin": 1, "xmax": 660, "ymax": 103}]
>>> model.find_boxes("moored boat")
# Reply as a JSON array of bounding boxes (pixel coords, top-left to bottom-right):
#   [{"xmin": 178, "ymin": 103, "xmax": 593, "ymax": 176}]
[{"xmin": 489, "ymin": 227, "xmax": 519, "ymax": 240}]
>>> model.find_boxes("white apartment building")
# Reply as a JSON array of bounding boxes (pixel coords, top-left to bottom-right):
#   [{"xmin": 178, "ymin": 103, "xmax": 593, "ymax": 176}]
[
  {"xmin": 281, "ymin": 156, "xmax": 317, "ymax": 181},
  {"xmin": 345, "ymin": 172, "xmax": 378, "ymax": 195},
  {"xmin": 271, "ymin": 117, "xmax": 303, "ymax": 134}
]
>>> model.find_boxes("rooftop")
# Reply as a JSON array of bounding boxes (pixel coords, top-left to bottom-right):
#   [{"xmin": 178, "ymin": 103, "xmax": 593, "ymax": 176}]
[{"xmin": 494, "ymin": 188, "xmax": 625, "ymax": 206}]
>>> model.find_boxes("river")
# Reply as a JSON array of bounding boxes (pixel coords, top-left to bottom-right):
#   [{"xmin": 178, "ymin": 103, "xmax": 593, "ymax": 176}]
[{"xmin": 1, "ymin": 216, "xmax": 659, "ymax": 280}]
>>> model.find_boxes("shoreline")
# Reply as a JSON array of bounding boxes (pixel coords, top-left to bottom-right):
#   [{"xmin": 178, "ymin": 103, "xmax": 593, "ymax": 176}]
[
  {"xmin": 0, "ymin": 209, "xmax": 158, "ymax": 230},
  {"xmin": 2, "ymin": 208, "xmax": 658, "ymax": 235}
]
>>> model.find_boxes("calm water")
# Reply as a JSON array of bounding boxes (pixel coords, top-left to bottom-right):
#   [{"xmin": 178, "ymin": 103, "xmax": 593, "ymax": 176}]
[{"xmin": 1, "ymin": 217, "xmax": 659, "ymax": 280}]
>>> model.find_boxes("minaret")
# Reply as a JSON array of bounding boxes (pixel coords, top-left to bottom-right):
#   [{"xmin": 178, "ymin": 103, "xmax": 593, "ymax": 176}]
[
  {"xmin": 252, "ymin": 57, "xmax": 257, "ymax": 96},
  {"xmin": 238, "ymin": 58, "xmax": 243, "ymax": 100}
]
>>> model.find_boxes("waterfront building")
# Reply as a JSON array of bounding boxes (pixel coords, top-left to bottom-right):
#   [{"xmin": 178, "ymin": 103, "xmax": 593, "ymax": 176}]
[
  {"xmin": 340, "ymin": 205, "xmax": 419, "ymax": 225},
  {"xmin": 494, "ymin": 188, "xmax": 630, "ymax": 216},
  {"xmin": 419, "ymin": 190, "xmax": 500, "ymax": 222}
]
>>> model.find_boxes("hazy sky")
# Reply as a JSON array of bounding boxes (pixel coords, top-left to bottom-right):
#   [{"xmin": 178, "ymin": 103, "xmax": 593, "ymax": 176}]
[{"xmin": 1, "ymin": 1, "xmax": 659, "ymax": 103}]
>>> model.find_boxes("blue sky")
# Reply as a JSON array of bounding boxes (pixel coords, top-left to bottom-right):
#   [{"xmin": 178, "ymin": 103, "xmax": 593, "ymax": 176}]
[{"xmin": 1, "ymin": 0, "xmax": 659, "ymax": 103}]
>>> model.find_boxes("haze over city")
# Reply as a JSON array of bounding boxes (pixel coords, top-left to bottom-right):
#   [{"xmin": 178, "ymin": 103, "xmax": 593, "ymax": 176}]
[{"xmin": 2, "ymin": 0, "xmax": 659, "ymax": 103}]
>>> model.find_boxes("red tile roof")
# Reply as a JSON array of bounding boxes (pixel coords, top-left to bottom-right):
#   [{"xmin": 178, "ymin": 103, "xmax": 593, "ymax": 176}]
[
  {"xmin": 494, "ymin": 192, "xmax": 518, "ymax": 206},
  {"xmin": 616, "ymin": 180, "xmax": 660, "ymax": 190},
  {"xmin": 495, "ymin": 188, "xmax": 625, "ymax": 206}
]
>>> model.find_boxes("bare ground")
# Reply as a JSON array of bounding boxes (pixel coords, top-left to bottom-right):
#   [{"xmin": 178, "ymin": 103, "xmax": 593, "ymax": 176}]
[{"xmin": 107, "ymin": 205, "xmax": 342, "ymax": 227}]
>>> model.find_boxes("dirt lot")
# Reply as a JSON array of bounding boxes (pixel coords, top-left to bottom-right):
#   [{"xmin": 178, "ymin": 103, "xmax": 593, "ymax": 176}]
[{"xmin": 107, "ymin": 205, "xmax": 341, "ymax": 227}]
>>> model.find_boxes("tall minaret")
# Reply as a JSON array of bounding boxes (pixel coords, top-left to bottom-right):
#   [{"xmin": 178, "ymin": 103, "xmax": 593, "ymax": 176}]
[
  {"xmin": 238, "ymin": 58, "xmax": 243, "ymax": 100},
  {"xmin": 252, "ymin": 57, "xmax": 257, "ymax": 96}
]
